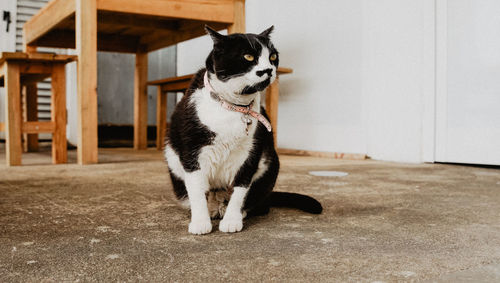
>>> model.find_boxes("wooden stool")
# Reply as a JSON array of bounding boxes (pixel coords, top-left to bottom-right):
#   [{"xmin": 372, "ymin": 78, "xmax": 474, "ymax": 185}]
[
  {"xmin": 0, "ymin": 52, "xmax": 76, "ymax": 166},
  {"xmin": 147, "ymin": 67, "xmax": 293, "ymax": 150}
]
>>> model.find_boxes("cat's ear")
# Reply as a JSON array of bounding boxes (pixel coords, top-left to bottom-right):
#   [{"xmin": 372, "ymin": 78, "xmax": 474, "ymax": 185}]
[
  {"xmin": 259, "ymin": 26, "xmax": 274, "ymax": 38},
  {"xmin": 205, "ymin": 25, "xmax": 226, "ymax": 44}
]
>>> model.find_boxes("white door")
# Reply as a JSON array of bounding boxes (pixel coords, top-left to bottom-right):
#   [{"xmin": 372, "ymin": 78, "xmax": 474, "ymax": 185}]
[
  {"xmin": 436, "ymin": 0, "xmax": 500, "ymax": 165},
  {"xmin": 0, "ymin": 0, "xmax": 16, "ymax": 52}
]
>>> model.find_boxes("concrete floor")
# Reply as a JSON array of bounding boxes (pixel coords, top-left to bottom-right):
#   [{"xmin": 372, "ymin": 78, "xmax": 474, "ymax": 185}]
[{"xmin": 1, "ymin": 146, "xmax": 500, "ymax": 282}]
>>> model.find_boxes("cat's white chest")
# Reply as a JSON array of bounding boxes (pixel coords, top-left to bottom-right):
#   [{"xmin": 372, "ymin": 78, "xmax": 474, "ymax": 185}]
[
  {"xmin": 193, "ymin": 88, "xmax": 258, "ymax": 137},
  {"xmin": 193, "ymin": 88, "xmax": 259, "ymax": 187}
]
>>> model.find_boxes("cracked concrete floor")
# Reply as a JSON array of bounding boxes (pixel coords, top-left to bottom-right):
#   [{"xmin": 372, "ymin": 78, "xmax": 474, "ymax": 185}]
[{"xmin": 1, "ymin": 146, "xmax": 500, "ymax": 282}]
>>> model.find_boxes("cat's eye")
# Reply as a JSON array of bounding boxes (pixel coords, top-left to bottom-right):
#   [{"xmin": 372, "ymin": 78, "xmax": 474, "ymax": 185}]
[
  {"xmin": 244, "ymin": 54, "xmax": 254, "ymax": 61},
  {"xmin": 270, "ymin": 53, "xmax": 278, "ymax": 61}
]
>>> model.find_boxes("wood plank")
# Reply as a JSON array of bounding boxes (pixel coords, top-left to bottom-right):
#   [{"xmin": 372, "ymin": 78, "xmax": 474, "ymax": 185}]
[
  {"xmin": 96, "ymin": 0, "xmax": 234, "ymax": 23},
  {"xmin": 33, "ymin": 30, "xmax": 140, "ymax": 53},
  {"xmin": 21, "ymin": 74, "xmax": 52, "ymax": 84},
  {"xmin": 148, "ymin": 74, "xmax": 194, "ymax": 85},
  {"xmin": 26, "ymin": 83, "xmax": 39, "ymax": 152},
  {"xmin": 18, "ymin": 65, "xmax": 53, "ymax": 75},
  {"xmin": 227, "ymin": 0, "xmax": 245, "ymax": 34},
  {"xmin": 0, "ymin": 52, "xmax": 76, "ymax": 65},
  {"xmin": 277, "ymin": 148, "xmax": 367, "ymax": 160},
  {"xmin": 277, "ymin": 67, "xmax": 293, "ymax": 74},
  {"xmin": 4, "ymin": 62, "xmax": 22, "ymax": 166},
  {"xmin": 23, "ymin": 0, "xmax": 75, "ymax": 47},
  {"xmin": 51, "ymin": 64, "xmax": 68, "ymax": 164},
  {"xmin": 76, "ymin": 0, "xmax": 99, "ymax": 164},
  {"xmin": 0, "ymin": 62, "xmax": 5, "ymax": 79},
  {"xmin": 160, "ymin": 81, "xmax": 191, "ymax": 92},
  {"xmin": 98, "ymin": 11, "xmax": 180, "ymax": 32},
  {"xmin": 24, "ymin": 46, "xmax": 37, "ymax": 54},
  {"xmin": 22, "ymin": 122, "xmax": 56, "ymax": 133},
  {"xmin": 265, "ymin": 78, "xmax": 279, "ymax": 146},
  {"xmin": 156, "ymin": 88, "xmax": 167, "ymax": 150},
  {"xmin": 0, "ymin": 122, "xmax": 4, "ymax": 132},
  {"xmin": 147, "ymin": 67, "xmax": 290, "ymax": 86},
  {"xmin": 142, "ymin": 22, "xmax": 228, "ymax": 52},
  {"xmin": 134, "ymin": 51, "xmax": 149, "ymax": 150}
]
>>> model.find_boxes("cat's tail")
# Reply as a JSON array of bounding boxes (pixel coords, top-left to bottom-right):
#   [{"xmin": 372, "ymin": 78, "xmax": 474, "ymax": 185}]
[{"xmin": 270, "ymin": 192, "xmax": 323, "ymax": 214}]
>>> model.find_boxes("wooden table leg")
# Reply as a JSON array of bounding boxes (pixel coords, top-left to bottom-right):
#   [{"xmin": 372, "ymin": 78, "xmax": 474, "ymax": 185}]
[
  {"xmin": 51, "ymin": 64, "xmax": 67, "ymax": 164},
  {"xmin": 23, "ymin": 42, "xmax": 38, "ymax": 153},
  {"xmin": 76, "ymin": 0, "xmax": 98, "ymax": 164},
  {"xmin": 26, "ymin": 83, "xmax": 39, "ymax": 152},
  {"xmin": 4, "ymin": 63, "xmax": 22, "ymax": 166},
  {"xmin": 156, "ymin": 87, "xmax": 167, "ymax": 151},
  {"xmin": 265, "ymin": 78, "xmax": 279, "ymax": 146},
  {"xmin": 228, "ymin": 0, "xmax": 245, "ymax": 34},
  {"xmin": 134, "ymin": 51, "xmax": 148, "ymax": 150}
]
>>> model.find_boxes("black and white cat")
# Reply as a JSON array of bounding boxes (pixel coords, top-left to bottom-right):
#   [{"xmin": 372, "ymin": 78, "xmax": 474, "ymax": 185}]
[{"xmin": 165, "ymin": 26, "xmax": 322, "ymax": 235}]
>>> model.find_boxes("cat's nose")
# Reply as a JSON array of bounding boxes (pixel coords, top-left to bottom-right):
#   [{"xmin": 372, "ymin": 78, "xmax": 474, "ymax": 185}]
[{"xmin": 256, "ymin": 68, "xmax": 273, "ymax": 77}]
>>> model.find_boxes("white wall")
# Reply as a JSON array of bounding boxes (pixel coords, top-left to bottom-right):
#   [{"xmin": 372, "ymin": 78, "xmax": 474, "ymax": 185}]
[
  {"xmin": 176, "ymin": 0, "xmax": 434, "ymax": 163},
  {"xmin": 362, "ymin": 0, "xmax": 434, "ymax": 163}
]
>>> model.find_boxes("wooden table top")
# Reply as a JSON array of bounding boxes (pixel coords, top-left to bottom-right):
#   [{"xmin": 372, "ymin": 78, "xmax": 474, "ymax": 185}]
[
  {"xmin": 0, "ymin": 52, "xmax": 77, "ymax": 65},
  {"xmin": 24, "ymin": 0, "xmax": 239, "ymax": 53},
  {"xmin": 147, "ymin": 67, "xmax": 294, "ymax": 86}
]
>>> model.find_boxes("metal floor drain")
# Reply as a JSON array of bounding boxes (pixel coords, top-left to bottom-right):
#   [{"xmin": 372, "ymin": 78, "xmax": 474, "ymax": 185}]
[{"xmin": 308, "ymin": 171, "xmax": 349, "ymax": 177}]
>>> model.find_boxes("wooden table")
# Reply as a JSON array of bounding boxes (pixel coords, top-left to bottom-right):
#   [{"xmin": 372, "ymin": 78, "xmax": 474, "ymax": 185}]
[
  {"xmin": 148, "ymin": 67, "xmax": 293, "ymax": 150},
  {"xmin": 0, "ymin": 52, "xmax": 76, "ymax": 166},
  {"xmin": 23, "ymin": 0, "xmax": 245, "ymax": 164}
]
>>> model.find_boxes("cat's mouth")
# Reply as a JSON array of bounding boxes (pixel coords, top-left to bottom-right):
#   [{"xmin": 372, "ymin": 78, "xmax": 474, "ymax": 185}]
[{"xmin": 240, "ymin": 78, "xmax": 271, "ymax": 95}]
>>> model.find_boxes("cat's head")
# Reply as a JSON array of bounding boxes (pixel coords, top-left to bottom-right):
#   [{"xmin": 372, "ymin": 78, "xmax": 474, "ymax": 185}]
[{"xmin": 205, "ymin": 26, "xmax": 279, "ymax": 104}]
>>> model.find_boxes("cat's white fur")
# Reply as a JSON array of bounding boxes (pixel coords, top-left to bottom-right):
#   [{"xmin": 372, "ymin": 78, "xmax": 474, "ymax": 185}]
[{"xmin": 165, "ymin": 43, "xmax": 276, "ymax": 234}]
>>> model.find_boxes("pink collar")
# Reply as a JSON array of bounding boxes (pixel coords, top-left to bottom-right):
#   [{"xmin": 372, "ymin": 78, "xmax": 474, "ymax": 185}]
[{"xmin": 204, "ymin": 71, "xmax": 272, "ymax": 133}]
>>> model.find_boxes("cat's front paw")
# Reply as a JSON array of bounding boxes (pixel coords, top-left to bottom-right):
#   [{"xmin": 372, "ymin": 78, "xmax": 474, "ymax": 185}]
[
  {"xmin": 219, "ymin": 217, "xmax": 243, "ymax": 233},
  {"xmin": 189, "ymin": 219, "xmax": 212, "ymax": 235}
]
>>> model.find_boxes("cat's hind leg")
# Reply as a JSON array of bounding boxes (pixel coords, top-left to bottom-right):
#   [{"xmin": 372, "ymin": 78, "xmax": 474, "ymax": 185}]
[{"xmin": 207, "ymin": 189, "xmax": 229, "ymax": 219}]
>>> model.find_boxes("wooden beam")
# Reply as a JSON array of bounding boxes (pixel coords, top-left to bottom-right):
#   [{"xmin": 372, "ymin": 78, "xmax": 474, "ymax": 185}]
[
  {"xmin": 26, "ymin": 83, "xmax": 39, "ymax": 152},
  {"xmin": 0, "ymin": 52, "xmax": 76, "ymax": 65},
  {"xmin": 21, "ymin": 74, "xmax": 51, "ymax": 84},
  {"xmin": 76, "ymin": 0, "xmax": 99, "ymax": 164},
  {"xmin": 18, "ymin": 65, "xmax": 53, "ymax": 75},
  {"xmin": 23, "ymin": 0, "xmax": 75, "ymax": 47},
  {"xmin": 142, "ymin": 22, "xmax": 228, "ymax": 52},
  {"xmin": 277, "ymin": 67, "xmax": 293, "ymax": 74},
  {"xmin": 22, "ymin": 122, "xmax": 56, "ymax": 133},
  {"xmin": 147, "ymin": 74, "xmax": 194, "ymax": 85},
  {"xmin": 227, "ymin": 0, "xmax": 245, "ymax": 34},
  {"xmin": 4, "ymin": 62, "xmax": 22, "ymax": 166},
  {"xmin": 266, "ymin": 78, "xmax": 279, "ymax": 146},
  {"xmin": 134, "ymin": 51, "xmax": 148, "ymax": 150},
  {"xmin": 96, "ymin": 0, "xmax": 234, "ymax": 23},
  {"xmin": 98, "ymin": 12, "xmax": 180, "ymax": 31},
  {"xmin": 24, "ymin": 45, "xmax": 37, "ymax": 54},
  {"xmin": 33, "ymin": 29, "xmax": 140, "ymax": 53},
  {"xmin": 147, "ymin": 68, "xmax": 290, "ymax": 87},
  {"xmin": 51, "ymin": 64, "xmax": 68, "ymax": 164},
  {"xmin": 160, "ymin": 81, "xmax": 191, "ymax": 93},
  {"xmin": 156, "ymin": 87, "xmax": 167, "ymax": 150}
]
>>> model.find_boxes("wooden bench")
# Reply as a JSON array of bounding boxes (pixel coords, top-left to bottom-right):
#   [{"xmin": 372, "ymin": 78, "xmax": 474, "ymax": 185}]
[
  {"xmin": 0, "ymin": 52, "xmax": 76, "ymax": 166},
  {"xmin": 148, "ymin": 67, "xmax": 293, "ymax": 150}
]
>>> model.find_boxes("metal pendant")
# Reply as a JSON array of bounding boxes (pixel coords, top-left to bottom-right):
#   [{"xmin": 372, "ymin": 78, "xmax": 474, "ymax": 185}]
[{"xmin": 242, "ymin": 114, "xmax": 252, "ymax": 135}]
